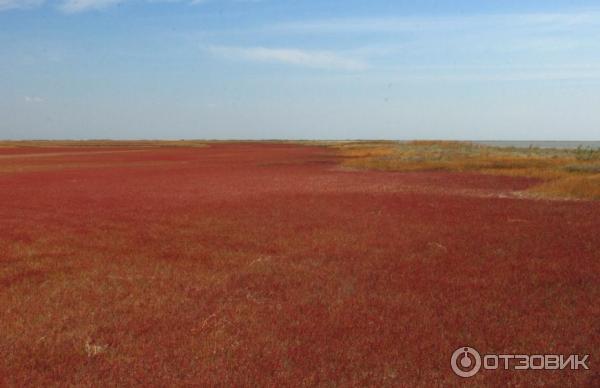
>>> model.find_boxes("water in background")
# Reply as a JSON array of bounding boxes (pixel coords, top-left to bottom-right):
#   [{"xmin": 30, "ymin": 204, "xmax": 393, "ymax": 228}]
[{"xmin": 473, "ymin": 141, "xmax": 600, "ymax": 149}]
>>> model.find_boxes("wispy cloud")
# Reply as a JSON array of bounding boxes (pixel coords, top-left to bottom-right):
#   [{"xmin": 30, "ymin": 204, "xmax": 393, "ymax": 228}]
[
  {"xmin": 57, "ymin": 0, "xmax": 265, "ymax": 13},
  {"xmin": 207, "ymin": 45, "xmax": 368, "ymax": 71},
  {"xmin": 60, "ymin": 0, "xmax": 124, "ymax": 13},
  {"xmin": 270, "ymin": 17, "xmax": 442, "ymax": 34},
  {"xmin": 270, "ymin": 11, "xmax": 600, "ymax": 34},
  {"xmin": 24, "ymin": 95, "xmax": 44, "ymax": 103},
  {"xmin": 0, "ymin": 0, "xmax": 43, "ymax": 11},
  {"xmin": 59, "ymin": 0, "xmax": 215, "ymax": 13},
  {"xmin": 257, "ymin": 10, "xmax": 600, "ymax": 67}
]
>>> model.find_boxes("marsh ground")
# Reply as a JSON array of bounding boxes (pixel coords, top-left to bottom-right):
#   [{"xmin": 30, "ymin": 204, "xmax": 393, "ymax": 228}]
[{"xmin": 0, "ymin": 142, "xmax": 598, "ymax": 386}]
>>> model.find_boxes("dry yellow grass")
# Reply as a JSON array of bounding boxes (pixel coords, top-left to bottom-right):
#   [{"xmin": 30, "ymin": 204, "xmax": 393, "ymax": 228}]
[
  {"xmin": 530, "ymin": 174, "xmax": 600, "ymax": 199},
  {"xmin": 334, "ymin": 141, "xmax": 600, "ymax": 199}
]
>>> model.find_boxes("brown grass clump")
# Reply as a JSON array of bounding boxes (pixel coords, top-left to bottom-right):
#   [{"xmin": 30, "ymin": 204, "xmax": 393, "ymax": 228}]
[{"xmin": 335, "ymin": 141, "xmax": 600, "ymax": 199}]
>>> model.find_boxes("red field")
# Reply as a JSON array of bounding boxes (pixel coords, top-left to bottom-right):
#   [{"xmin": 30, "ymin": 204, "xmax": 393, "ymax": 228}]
[{"xmin": 0, "ymin": 143, "xmax": 598, "ymax": 386}]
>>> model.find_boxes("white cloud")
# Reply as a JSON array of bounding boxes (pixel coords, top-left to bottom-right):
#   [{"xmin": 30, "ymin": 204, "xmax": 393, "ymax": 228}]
[
  {"xmin": 0, "ymin": 0, "xmax": 43, "ymax": 11},
  {"xmin": 59, "ymin": 0, "xmax": 214, "ymax": 13},
  {"xmin": 270, "ymin": 11, "xmax": 600, "ymax": 34},
  {"xmin": 60, "ymin": 0, "xmax": 123, "ymax": 13},
  {"xmin": 24, "ymin": 96, "xmax": 44, "ymax": 103},
  {"xmin": 0, "ymin": 0, "xmax": 227, "ymax": 13},
  {"xmin": 270, "ymin": 18, "xmax": 438, "ymax": 34},
  {"xmin": 207, "ymin": 45, "xmax": 368, "ymax": 71},
  {"xmin": 514, "ymin": 11, "xmax": 600, "ymax": 27}
]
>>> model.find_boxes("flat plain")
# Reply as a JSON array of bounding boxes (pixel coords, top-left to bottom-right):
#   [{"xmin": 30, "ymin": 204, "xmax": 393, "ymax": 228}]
[{"xmin": 0, "ymin": 142, "xmax": 598, "ymax": 386}]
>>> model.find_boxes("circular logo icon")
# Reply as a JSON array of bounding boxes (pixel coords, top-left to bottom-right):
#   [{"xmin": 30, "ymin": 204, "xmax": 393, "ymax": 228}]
[{"xmin": 451, "ymin": 347, "xmax": 482, "ymax": 378}]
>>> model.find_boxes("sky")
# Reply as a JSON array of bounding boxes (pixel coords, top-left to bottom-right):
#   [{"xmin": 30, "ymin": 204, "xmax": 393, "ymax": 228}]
[{"xmin": 1, "ymin": 0, "xmax": 600, "ymax": 140}]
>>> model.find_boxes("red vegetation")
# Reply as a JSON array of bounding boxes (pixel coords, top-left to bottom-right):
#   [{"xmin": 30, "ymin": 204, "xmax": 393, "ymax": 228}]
[{"xmin": 0, "ymin": 143, "xmax": 598, "ymax": 386}]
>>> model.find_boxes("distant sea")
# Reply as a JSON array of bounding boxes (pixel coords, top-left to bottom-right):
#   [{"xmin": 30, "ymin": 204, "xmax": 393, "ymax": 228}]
[{"xmin": 472, "ymin": 141, "xmax": 600, "ymax": 149}]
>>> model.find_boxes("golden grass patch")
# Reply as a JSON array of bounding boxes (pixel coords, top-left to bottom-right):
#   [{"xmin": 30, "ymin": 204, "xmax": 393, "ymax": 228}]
[
  {"xmin": 530, "ymin": 174, "xmax": 600, "ymax": 199},
  {"xmin": 334, "ymin": 141, "xmax": 600, "ymax": 200}
]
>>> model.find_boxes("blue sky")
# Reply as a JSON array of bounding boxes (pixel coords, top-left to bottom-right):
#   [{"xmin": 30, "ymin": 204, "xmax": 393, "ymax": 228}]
[{"xmin": 1, "ymin": 0, "xmax": 600, "ymax": 140}]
